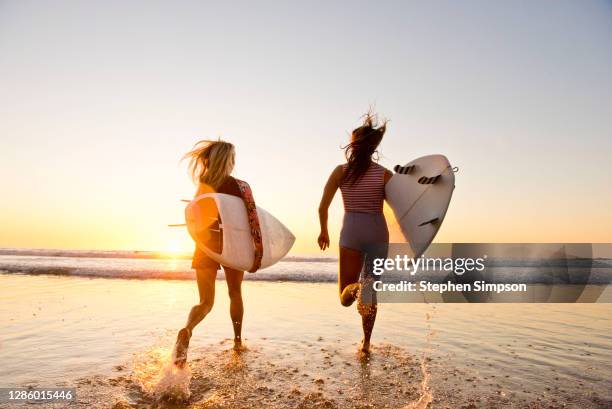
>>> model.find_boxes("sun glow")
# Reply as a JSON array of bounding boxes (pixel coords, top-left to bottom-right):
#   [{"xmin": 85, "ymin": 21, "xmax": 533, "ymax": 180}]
[{"xmin": 162, "ymin": 233, "xmax": 193, "ymax": 258}]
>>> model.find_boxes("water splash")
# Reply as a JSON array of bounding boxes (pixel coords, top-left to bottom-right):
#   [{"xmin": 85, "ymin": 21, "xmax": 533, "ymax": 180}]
[
  {"xmin": 132, "ymin": 342, "xmax": 192, "ymax": 402},
  {"xmin": 403, "ymin": 306, "xmax": 436, "ymax": 409}
]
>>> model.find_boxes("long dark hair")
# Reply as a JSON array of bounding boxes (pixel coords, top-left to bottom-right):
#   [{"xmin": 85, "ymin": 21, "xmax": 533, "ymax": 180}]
[{"xmin": 343, "ymin": 111, "xmax": 387, "ymax": 184}]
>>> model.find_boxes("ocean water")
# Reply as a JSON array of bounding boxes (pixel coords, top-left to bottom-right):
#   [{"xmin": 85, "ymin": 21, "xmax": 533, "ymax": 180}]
[
  {"xmin": 1, "ymin": 248, "xmax": 611, "ymax": 284},
  {"xmin": 0, "ymin": 248, "xmax": 339, "ymax": 282}
]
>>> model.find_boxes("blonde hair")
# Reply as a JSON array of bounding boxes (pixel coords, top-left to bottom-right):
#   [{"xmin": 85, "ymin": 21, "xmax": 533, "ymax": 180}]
[{"xmin": 183, "ymin": 139, "xmax": 235, "ymax": 189}]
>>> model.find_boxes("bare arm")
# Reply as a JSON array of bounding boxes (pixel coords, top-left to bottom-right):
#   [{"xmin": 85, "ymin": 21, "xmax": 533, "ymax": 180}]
[
  {"xmin": 318, "ymin": 165, "xmax": 343, "ymax": 250},
  {"xmin": 382, "ymin": 168, "xmax": 393, "ymax": 201},
  {"xmin": 384, "ymin": 168, "xmax": 393, "ymax": 185}
]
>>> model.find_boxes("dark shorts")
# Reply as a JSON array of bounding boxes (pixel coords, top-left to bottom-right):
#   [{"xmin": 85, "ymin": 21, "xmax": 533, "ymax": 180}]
[
  {"xmin": 339, "ymin": 212, "xmax": 389, "ymax": 252},
  {"xmin": 339, "ymin": 212, "xmax": 389, "ymax": 303}
]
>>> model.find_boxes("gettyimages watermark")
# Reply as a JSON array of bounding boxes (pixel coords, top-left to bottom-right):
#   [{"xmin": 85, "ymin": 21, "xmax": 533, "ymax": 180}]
[{"xmin": 359, "ymin": 243, "xmax": 612, "ymax": 303}]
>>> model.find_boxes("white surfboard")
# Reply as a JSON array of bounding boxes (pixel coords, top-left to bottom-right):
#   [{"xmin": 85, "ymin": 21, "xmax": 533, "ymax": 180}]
[
  {"xmin": 185, "ymin": 193, "xmax": 295, "ymax": 271},
  {"xmin": 386, "ymin": 154, "xmax": 455, "ymax": 258}
]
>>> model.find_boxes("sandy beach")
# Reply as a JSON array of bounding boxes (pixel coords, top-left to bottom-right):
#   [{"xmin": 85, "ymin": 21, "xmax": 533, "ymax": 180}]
[{"xmin": 1, "ymin": 271, "xmax": 610, "ymax": 409}]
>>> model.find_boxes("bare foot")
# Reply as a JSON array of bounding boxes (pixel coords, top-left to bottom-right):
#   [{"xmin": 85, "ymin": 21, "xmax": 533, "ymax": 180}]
[
  {"xmin": 174, "ymin": 327, "xmax": 191, "ymax": 368},
  {"xmin": 341, "ymin": 283, "xmax": 361, "ymax": 306},
  {"xmin": 359, "ymin": 339, "xmax": 371, "ymax": 354},
  {"xmin": 233, "ymin": 339, "xmax": 247, "ymax": 353}
]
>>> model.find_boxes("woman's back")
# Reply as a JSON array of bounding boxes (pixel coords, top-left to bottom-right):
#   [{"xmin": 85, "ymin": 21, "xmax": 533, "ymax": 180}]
[
  {"xmin": 196, "ymin": 176, "xmax": 242, "ymax": 198},
  {"xmin": 339, "ymin": 162, "xmax": 386, "ymax": 214}
]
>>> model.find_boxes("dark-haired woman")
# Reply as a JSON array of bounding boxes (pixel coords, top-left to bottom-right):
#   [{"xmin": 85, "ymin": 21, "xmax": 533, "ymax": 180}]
[{"xmin": 318, "ymin": 112, "xmax": 392, "ymax": 354}]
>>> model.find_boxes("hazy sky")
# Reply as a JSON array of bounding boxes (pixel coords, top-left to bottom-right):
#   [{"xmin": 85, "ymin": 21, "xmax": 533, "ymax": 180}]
[{"xmin": 1, "ymin": 0, "xmax": 611, "ymax": 254}]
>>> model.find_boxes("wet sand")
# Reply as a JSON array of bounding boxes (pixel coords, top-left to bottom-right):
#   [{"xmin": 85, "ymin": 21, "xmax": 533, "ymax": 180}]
[{"xmin": 0, "ymin": 274, "xmax": 611, "ymax": 408}]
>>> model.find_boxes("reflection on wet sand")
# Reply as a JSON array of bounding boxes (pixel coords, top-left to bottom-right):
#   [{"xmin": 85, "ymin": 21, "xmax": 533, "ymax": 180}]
[
  {"xmin": 77, "ymin": 337, "xmax": 602, "ymax": 409},
  {"xmin": 67, "ymin": 333, "xmax": 611, "ymax": 409},
  {"xmin": 2, "ymin": 276, "xmax": 610, "ymax": 408}
]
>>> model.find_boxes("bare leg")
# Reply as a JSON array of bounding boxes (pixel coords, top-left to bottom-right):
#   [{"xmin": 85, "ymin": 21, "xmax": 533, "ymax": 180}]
[
  {"xmin": 339, "ymin": 246, "xmax": 376, "ymax": 352},
  {"xmin": 338, "ymin": 246, "xmax": 363, "ymax": 307},
  {"xmin": 357, "ymin": 296, "xmax": 377, "ymax": 354},
  {"xmin": 224, "ymin": 266, "xmax": 244, "ymax": 350},
  {"xmin": 174, "ymin": 267, "xmax": 217, "ymax": 367},
  {"xmin": 358, "ymin": 253, "xmax": 379, "ymax": 354}
]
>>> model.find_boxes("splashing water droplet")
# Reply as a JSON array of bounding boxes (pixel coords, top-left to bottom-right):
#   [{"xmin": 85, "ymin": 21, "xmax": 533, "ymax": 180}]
[
  {"xmin": 132, "ymin": 343, "xmax": 192, "ymax": 402},
  {"xmin": 403, "ymin": 307, "xmax": 436, "ymax": 409}
]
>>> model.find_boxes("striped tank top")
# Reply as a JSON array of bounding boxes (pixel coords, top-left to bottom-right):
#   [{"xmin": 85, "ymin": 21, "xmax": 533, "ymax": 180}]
[{"xmin": 339, "ymin": 162, "xmax": 386, "ymax": 214}]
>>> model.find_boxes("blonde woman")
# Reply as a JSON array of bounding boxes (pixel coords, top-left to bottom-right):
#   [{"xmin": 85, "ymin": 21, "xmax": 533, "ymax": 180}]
[{"xmin": 174, "ymin": 140, "xmax": 261, "ymax": 367}]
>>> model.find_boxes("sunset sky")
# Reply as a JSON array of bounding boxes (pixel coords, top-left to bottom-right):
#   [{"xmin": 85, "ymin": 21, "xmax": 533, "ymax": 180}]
[{"xmin": 1, "ymin": 1, "xmax": 611, "ymax": 255}]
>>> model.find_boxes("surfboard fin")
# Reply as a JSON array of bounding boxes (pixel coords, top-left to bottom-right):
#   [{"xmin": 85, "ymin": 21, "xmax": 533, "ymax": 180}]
[
  {"xmin": 394, "ymin": 164, "xmax": 415, "ymax": 174},
  {"xmin": 418, "ymin": 217, "xmax": 439, "ymax": 227},
  {"xmin": 418, "ymin": 175, "xmax": 441, "ymax": 185}
]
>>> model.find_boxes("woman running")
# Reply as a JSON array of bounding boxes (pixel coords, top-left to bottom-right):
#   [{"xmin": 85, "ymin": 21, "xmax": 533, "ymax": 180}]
[
  {"xmin": 317, "ymin": 112, "xmax": 392, "ymax": 354},
  {"xmin": 174, "ymin": 140, "xmax": 261, "ymax": 367}
]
